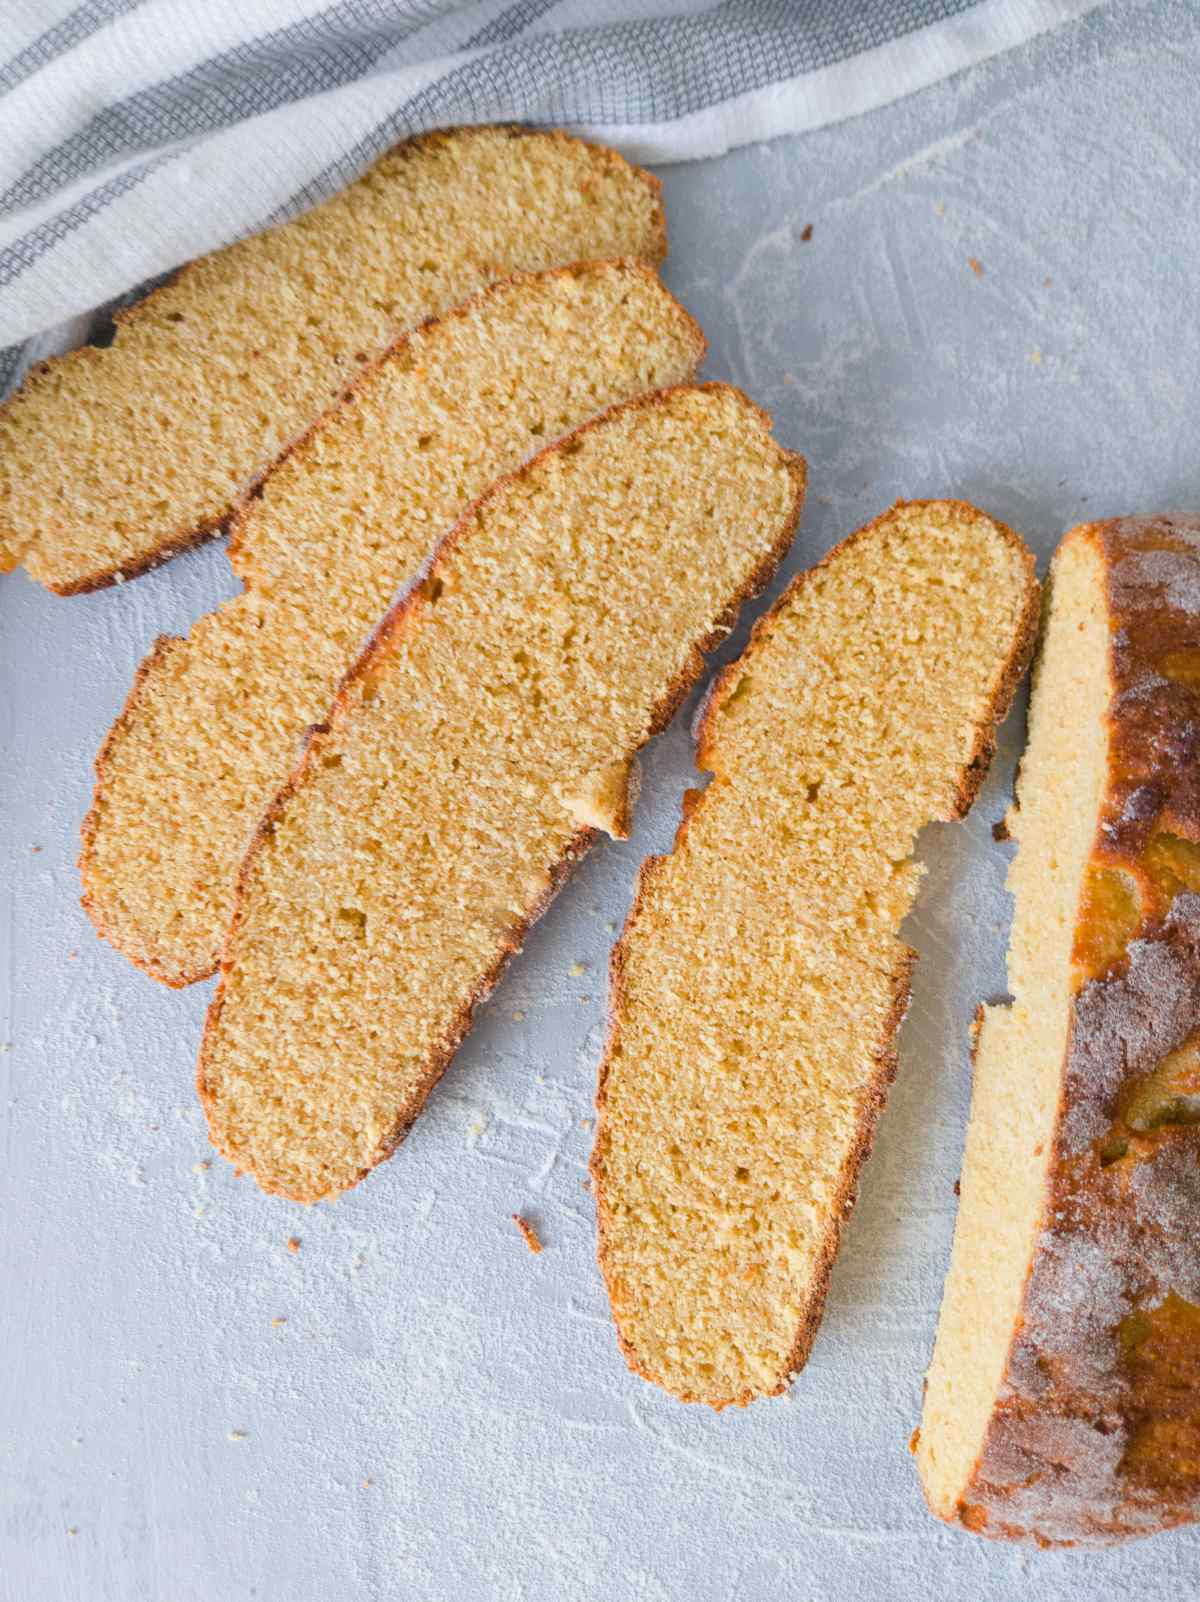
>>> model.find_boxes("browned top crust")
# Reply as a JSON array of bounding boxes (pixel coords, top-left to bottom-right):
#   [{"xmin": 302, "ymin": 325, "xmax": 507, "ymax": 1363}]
[{"xmin": 961, "ymin": 514, "xmax": 1200, "ymax": 1546}]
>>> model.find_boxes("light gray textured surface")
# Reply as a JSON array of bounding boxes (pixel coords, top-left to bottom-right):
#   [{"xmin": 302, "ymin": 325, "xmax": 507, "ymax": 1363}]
[{"xmin": 4, "ymin": 4, "xmax": 1200, "ymax": 1597}]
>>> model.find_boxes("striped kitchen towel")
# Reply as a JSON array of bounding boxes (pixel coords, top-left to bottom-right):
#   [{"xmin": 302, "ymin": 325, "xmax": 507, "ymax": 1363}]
[{"xmin": 2, "ymin": 0, "xmax": 1098, "ymax": 392}]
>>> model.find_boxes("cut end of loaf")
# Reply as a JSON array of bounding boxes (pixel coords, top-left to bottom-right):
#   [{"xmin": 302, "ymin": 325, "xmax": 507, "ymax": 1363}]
[
  {"xmin": 3, "ymin": 125, "xmax": 668, "ymax": 593},
  {"xmin": 197, "ymin": 383, "xmax": 805, "ymax": 1202},
  {"xmin": 918, "ymin": 529, "xmax": 1112, "ymax": 1530},
  {"xmin": 592, "ymin": 500, "xmax": 1040, "ymax": 1409},
  {"xmin": 920, "ymin": 514, "xmax": 1200, "ymax": 1545}
]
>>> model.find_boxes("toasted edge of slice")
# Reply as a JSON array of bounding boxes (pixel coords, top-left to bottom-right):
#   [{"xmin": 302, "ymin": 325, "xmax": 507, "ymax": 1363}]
[
  {"xmin": 2, "ymin": 124, "xmax": 667, "ymax": 593},
  {"xmin": 918, "ymin": 514, "xmax": 1200, "ymax": 1547},
  {"xmin": 78, "ymin": 260, "xmax": 705, "ymax": 987},
  {"xmin": 197, "ymin": 382, "xmax": 807, "ymax": 1202},
  {"xmin": 591, "ymin": 499, "xmax": 1040, "ymax": 1408}
]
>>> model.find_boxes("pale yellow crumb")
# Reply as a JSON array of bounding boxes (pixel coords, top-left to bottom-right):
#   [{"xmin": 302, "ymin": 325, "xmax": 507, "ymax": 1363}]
[
  {"xmin": 191, "ymin": 386, "xmax": 802, "ymax": 1203},
  {"xmin": 593, "ymin": 499, "xmax": 1038, "ymax": 1410},
  {"xmin": 78, "ymin": 251, "xmax": 692, "ymax": 989}
]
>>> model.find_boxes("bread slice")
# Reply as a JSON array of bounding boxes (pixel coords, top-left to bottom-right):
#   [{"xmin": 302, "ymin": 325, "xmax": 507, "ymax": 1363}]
[
  {"xmin": 917, "ymin": 515, "xmax": 1200, "ymax": 1546},
  {"xmin": 79, "ymin": 261, "xmax": 704, "ymax": 988},
  {"xmin": 0, "ymin": 126, "xmax": 666, "ymax": 594},
  {"xmin": 591, "ymin": 501, "xmax": 1039, "ymax": 1409},
  {"xmin": 198, "ymin": 384, "xmax": 805, "ymax": 1202}
]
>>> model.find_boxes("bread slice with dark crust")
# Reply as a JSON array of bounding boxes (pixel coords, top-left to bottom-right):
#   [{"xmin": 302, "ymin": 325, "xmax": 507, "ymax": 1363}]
[
  {"xmin": 591, "ymin": 500, "xmax": 1040, "ymax": 1409},
  {"xmin": 78, "ymin": 260, "xmax": 704, "ymax": 988},
  {"xmin": 0, "ymin": 125, "xmax": 667, "ymax": 594},
  {"xmin": 197, "ymin": 383, "xmax": 806, "ymax": 1203},
  {"xmin": 918, "ymin": 514, "xmax": 1200, "ymax": 1546}
]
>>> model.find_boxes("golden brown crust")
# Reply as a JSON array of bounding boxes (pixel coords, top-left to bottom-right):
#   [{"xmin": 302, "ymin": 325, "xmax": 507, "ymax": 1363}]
[
  {"xmin": 945, "ymin": 514, "xmax": 1200, "ymax": 1547},
  {"xmin": 197, "ymin": 382, "xmax": 806, "ymax": 1202},
  {"xmin": 593, "ymin": 498, "xmax": 1038, "ymax": 1407},
  {"xmin": 4, "ymin": 124, "xmax": 668, "ymax": 594}
]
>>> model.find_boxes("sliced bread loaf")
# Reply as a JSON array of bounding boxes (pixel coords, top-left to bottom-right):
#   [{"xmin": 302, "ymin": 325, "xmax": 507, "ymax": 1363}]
[
  {"xmin": 1, "ymin": 126, "xmax": 666, "ymax": 594},
  {"xmin": 198, "ymin": 384, "xmax": 805, "ymax": 1202},
  {"xmin": 80, "ymin": 262, "xmax": 704, "ymax": 987},
  {"xmin": 591, "ymin": 501, "xmax": 1039, "ymax": 1408},
  {"xmin": 917, "ymin": 516, "xmax": 1200, "ymax": 1546}
]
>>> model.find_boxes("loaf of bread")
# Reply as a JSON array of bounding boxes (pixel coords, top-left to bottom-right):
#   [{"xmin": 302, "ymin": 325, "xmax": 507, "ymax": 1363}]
[
  {"xmin": 917, "ymin": 515, "xmax": 1200, "ymax": 1546},
  {"xmin": 79, "ymin": 261, "xmax": 703, "ymax": 986},
  {"xmin": 198, "ymin": 384, "xmax": 805, "ymax": 1202},
  {"xmin": 1, "ymin": 126, "xmax": 666, "ymax": 594},
  {"xmin": 591, "ymin": 501, "xmax": 1039, "ymax": 1408}
]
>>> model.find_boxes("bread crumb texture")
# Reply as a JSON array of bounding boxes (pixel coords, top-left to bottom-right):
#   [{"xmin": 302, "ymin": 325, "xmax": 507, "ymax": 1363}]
[
  {"xmin": 592, "ymin": 500, "xmax": 1039, "ymax": 1409},
  {"xmin": 198, "ymin": 384, "xmax": 805, "ymax": 1202},
  {"xmin": 1, "ymin": 125, "xmax": 666, "ymax": 593},
  {"xmin": 919, "ymin": 515, "xmax": 1200, "ymax": 1546},
  {"xmin": 79, "ymin": 262, "xmax": 703, "ymax": 987},
  {"xmin": 513, "ymin": 1215, "xmax": 544, "ymax": 1254}
]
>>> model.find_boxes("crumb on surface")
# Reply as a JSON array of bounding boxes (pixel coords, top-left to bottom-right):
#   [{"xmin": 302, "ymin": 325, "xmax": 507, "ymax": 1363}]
[
  {"xmin": 192, "ymin": 1159, "xmax": 210, "ymax": 1173},
  {"xmin": 271, "ymin": 1316, "xmax": 287, "ymax": 1327},
  {"xmin": 569, "ymin": 961, "xmax": 586, "ymax": 976},
  {"xmin": 286, "ymin": 1236, "xmax": 301, "ymax": 1254},
  {"xmin": 799, "ymin": 222, "xmax": 813, "ymax": 242},
  {"xmin": 1027, "ymin": 347, "xmax": 1044, "ymax": 366},
  {"xmin": 967, "ymin": 256, "xmax": 984, "ymax": 276},
  {"xmin": 513, "ymin": 1213, "xmax": 543, "ymax": 1254},
  {"xmin": 512, "ymin": 1009, "xmax": 525, "ymax": 1022},
  {"xmin": 228, "ymin": 1429, "xmax": 247, "ymax": 1441}
]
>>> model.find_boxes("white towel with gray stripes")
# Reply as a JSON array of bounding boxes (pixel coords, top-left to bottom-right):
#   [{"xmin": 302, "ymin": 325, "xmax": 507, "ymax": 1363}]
[{"xmin": 2, "ymin": 0, "xmax": 1097, "ymax": 391}]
